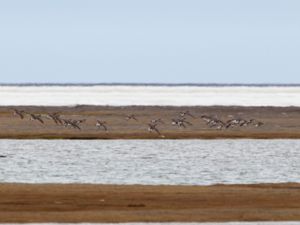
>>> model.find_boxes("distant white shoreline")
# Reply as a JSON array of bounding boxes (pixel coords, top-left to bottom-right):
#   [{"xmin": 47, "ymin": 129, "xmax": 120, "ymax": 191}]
[{"xmin": 1, "ymin": 85, "xmax": 300, "ymax": 106}]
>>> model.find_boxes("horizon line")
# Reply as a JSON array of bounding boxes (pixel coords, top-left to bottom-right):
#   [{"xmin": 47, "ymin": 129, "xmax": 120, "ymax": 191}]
[{"xmin": 1, "ymin": 82, "xmax": 300, "ymax": 87}]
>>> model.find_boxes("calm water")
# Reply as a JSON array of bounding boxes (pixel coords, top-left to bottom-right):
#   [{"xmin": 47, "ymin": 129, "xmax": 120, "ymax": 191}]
[
  {"xmin": 1, "ymin": 85, "xmax": 300, "ymax": 106},
  {"xmin": 0, "ymin": 139, "xmax": 299, "ymax": 184}
]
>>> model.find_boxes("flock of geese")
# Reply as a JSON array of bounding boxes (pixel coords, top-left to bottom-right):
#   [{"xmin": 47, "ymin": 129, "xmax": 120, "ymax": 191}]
[{"xmin": 12, "ymin": 109, "xmax": 264, "ymax": 136}]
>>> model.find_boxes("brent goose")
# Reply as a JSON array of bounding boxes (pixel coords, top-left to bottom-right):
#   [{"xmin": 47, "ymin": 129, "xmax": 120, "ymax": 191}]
[
  {"xmin": 47, "ymin": 113, "xmax": 63, "ymax": 125},
  {"xmin": 225, "ymin": 119, "xmax": 241, "ymax": 129},
  {"xmin": 208, "ymin": 119, "xmax": 225, "ymax": 130},
  {"xmin": 126, "ymin": 114, "xmax": 138, "ymax": 121},
  {"xmin": 201, "ymin": 115, "xmax": 214, "ymax": 123},
  {"xmin": 96, "ymin": 120, "xmax": 108, "ymax": 131},
  {"xmin": 72, "ymin": 119, "xmax": 86, "ymax": 125},
  {"xmin": 62, "ymin": 119, "xmax": 81, "ymax": 130},
  {"xmin": 179, "ymin": 110, "xmax": 195, "ymax": 118},
  {"xmin": 29, "ymin": 114, "xmax": 44, "ymax": 124},
  {"xmin": 147, "ymin": 123, "xmax": 161, "ymax": 135},
  {"xmin": 172, "ymin": 118, "xmax": 192, "ymax": 128},
  {"xmin": 13, "ymin": 109, "xmax": 26, "ymax": 119}
]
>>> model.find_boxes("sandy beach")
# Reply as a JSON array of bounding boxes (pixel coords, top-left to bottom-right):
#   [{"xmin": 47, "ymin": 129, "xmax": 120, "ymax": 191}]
[
  {"xmin": 0, "ymin": 183, "xmax": 299, "ymax": 222},
  {"xmin": 0, "ymin": 105, "xmax": 300, "ymax": 139}
]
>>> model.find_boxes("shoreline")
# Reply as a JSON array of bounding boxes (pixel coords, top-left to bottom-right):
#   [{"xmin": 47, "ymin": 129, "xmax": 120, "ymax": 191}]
[
  {"xmin": 1, "ymin": 105, "xmax": 300, "ymax": 139},
  {"xmin": 1, "ymin": 132, "xmax": 300, "ymax": 139},
  {"xmin": 1, "ymin": 183, "xmax": 300, "ymax": 222}
]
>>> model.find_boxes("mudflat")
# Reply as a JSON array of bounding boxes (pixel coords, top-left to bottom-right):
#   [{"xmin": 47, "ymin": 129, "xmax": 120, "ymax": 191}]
[
  {"xmin": 0, "ymin": 105, "xmax": 300, "ymax": 139},
  {"xmin": 0, "ymin": 183, "xmax": 300, "ymax": 222}
]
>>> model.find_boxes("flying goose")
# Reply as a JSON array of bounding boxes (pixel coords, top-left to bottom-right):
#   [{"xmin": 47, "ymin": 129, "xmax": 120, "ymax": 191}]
[
  {"xmin": 96, "ymin": 120, "xmax": 108, "ymax": 131},
  {"xmin": 171, "ymin": 118, "xmax": 192, "ymax": 128},
  {"xmin": 179, "ymin": 110, "xmax": 195, "ymax": 118},
  {"xmin": 147, "ymin": 123, "xmax": 161, "ymax": 135},
  {"xmin": 71, "ymin": 119, "xmax": 86, "ymax": 125},
  {"xmin": 126, "ymin": 114, "xmax": 138, "ymax": 121},
  {"xmin": 29, "ymin": 113, "xmax": 44, "ymax": 124},
  {"xmin": 13, "ymin": 109, "xmax": 26, "ymax": 119},
  {"xmin": 249, "ymin": 119, "xmax": 264, "ymax": 127},
  {"xmin": 47, "ymin": 113, "xmax": 63, "ymax": 125},
  {"xmin": 62, "ymin": 119, "xmax": 81, "ymax": 130},
  {"xmin": 208, "ymin": 119, "xmax": 225, "ymax": 130}
]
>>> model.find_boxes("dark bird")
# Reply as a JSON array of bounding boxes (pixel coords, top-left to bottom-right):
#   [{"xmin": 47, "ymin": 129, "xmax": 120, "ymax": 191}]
[
  {"xmin": 62, "ymin": 119, "xmax": 70, "ymax": 127},
  {"xmin": 47, "ymin": 113, "xmax": 63, "ymax": 125},
  {"xmin": 208, "ymin": 119, "xmax": 225, "ymax": 130},
  {"xmin": 172, "ymin": 119, "xmax": 183, "ymax": 127},
  {"xmin": 201, "ymin": 115, "xmax": 214, "ymax": 123},
  {"xmin": 126, "ymin": 114, "xmax": 138, "ymax": 121},
  {"xmin": 179, "ymin": 110, "xmax": 195, "ymax": 118},
  {"xmin": 147, "ymin": 123, "xmax": 161, "ymax": 135},
  {"xmin": 239, "ymin": 119, "xmax": 249, "ymax": 127},
  {"xmin": 13, "ymin": 109, "xmax": 26, "ymax": 119},
  {"xmin": 53, "ymin": 113, "xmax": 64, "ymax": 125},
  {"xmin": 72, "ymin": 119, "xmax": 86, "ymax": 125},
  {"xmin": 255, "ymin": 121, "xmax": 264, "ymax": 127},
  {"xmin": 150, "ymin": 118, "xmax": 164, "ymax": 124},
  {"xmin": 29, "ymin": 114, "xmax": 44, "ymax": 124},
  {"xmin": 62, "ymin": 119, "xmax": 81, "ymax": 130},
  {"xmin": 225, "ymin": 119, "xmax": 241, "ymax": 129},
  {"xmin": 171, "ymin": 118, "xmax": 191, "ymax": 128},
  {"xmin": 70, "ymin": 122, "xmax": 81, "ymax": 130},
  {"xmin": 96, "ymin": 120, "xmax": 108, "ymax": 131}
]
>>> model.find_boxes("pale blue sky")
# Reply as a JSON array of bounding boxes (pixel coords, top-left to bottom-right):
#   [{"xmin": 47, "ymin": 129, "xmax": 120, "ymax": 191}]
[{"xmin": 0, "ymin": 0, "xmax": 300, "ymax": 84}]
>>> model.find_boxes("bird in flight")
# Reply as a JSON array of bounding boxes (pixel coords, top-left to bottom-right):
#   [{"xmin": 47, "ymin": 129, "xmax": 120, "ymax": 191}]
[
  {"xmin": 96, "ymin": 120, "xmax": 108, "ymax": 131},
  {"xmin": 13, "ymin": 109, "xmax": 26, "ymax": 119}
]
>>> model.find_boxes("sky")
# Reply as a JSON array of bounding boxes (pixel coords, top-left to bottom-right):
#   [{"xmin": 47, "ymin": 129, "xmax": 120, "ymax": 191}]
[{"xmin": 0, "ymin": 0, "xmax": 300, "ymax": 84}]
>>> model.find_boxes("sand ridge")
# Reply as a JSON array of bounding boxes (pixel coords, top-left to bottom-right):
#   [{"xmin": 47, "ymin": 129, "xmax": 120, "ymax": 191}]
[{"xmin": 0, "ymin": 183, "xmax": 300, "ymax": 222}]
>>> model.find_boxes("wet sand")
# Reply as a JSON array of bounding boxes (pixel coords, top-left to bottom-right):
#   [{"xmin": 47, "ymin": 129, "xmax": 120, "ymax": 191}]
[
  {"xmin": 1, "ymin": 183, "xmax": 300, "ymax": 222},
  {"xmin": 0, "ymin": 105, "xmax": 300, "ymax": 139}
]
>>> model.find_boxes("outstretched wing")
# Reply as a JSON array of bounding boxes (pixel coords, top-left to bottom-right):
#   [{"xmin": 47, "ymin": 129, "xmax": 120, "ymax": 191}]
[
  {"xmin": 184, "ymin": 120, "xmax": 192, "ymax": 126},
  {"xmin": 103, "ymin": 124, "xmax": 108, "ymax": 131},
  {"xmin": 187, "ymin": 112, "xmax": 195, "ymax": 118},
  {"xmin": 154, "ymin": 127, "xmax": 161, "ymax": 135},
  {"xmin": 14, "ymin": 110, "xmax": 24, "ymax": 119},
  {"xmin": 72, "ymin": 123, "xmax": 81, "ymax": 130},
  {"xmin": 37, "ymin": 117, "xmax": 44, "ymax": 124},
  {"xmin": 18, "ymin": 112, "xmax": 24, "ymax": 119}
]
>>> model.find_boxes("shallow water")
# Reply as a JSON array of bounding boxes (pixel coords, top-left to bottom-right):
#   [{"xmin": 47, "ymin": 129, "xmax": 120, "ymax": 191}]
[
  {"xmin": 1, "ymin": 85, "xmax": 300, "ymax": 106},
  {"xmin": 0, "ymin": 139, "xmax": 299, "ymax": 184}
]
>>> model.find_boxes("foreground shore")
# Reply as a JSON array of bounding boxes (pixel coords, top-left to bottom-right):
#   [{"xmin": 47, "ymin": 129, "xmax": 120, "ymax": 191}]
[
  {"xmin": 1, "ymin": 105, "xmax": 300, "ymax": 139},
  {"xmin": 1, "ymin": 183, "xmax": 300, "ymax": 222}
]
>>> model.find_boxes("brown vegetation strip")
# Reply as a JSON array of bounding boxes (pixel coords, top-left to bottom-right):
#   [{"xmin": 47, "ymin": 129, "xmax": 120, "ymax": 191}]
[
  {"xmin": 1, "ymin": 183, "xmax": 300, "ymax": 222},
  {"xmin": 1, "ymin": 105, "xmax": 300, "ymax": 139}
]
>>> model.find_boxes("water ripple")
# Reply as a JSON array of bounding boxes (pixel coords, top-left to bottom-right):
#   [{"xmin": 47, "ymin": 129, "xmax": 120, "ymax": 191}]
[{"xmin": 0, "ymin": 139, "xmax": 300, "ymax": 185}]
